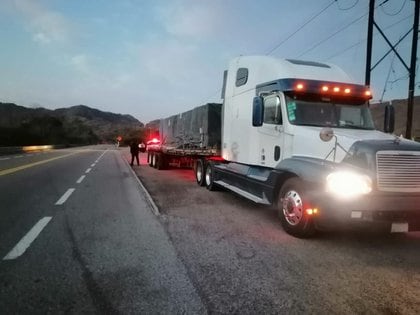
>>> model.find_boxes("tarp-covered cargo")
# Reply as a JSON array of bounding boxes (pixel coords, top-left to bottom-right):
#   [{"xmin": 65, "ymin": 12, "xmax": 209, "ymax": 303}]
[{"xmin": 160, "ymin": 103, "xmax": 222, "ymax": 152}]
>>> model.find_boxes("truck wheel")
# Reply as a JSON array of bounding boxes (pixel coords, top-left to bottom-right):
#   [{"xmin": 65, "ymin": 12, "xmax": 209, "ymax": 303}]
[
  {"xmin": 147, "ymin": 152, "xmax": 154, "ymax": 167},
  {"xmin": 156, "ymin": 153, "xmax": 166, "ymax": 170},
  {"xmin": 205, "ymin": 161, "xmax": 218, "ymax": 191},
  {"xmin": 278, "ymin": 178, "xmax": 316, "ymax": 238},
  {"xmin": 147, "ymin": 152, "xmax": 152, "ymax": 166},
  {"xmin": 152, "ymin": 153, "xmax": 158, "ymax": 168},
  {"xmin": 195, "ymin": 159, "xmax": 206, "ymax": 186}
]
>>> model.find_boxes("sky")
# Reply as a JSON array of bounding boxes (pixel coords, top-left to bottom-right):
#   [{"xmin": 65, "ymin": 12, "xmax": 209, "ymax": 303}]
[{"xmin": 0, "ymin": 0, "xmax": 418, "ymax": 124}]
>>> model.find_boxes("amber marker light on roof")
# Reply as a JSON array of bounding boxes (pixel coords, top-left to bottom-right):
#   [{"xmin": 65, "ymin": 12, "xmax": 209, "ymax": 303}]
[
  {"xmin": 322, "ymin": 86, "xmax": 329, "ymax": 92},
  {"xmin": 296, "ymin": 83, "xmax": 304, "ymax": 90},
  {"xmin": 365, "ymin": 90, "xmax": 372, "ymax": 96},
  {"xmin": 333, "ymin": 87, "xmax": 340, "ymax": 92},
  {"xmin": 344, "ymin": 88, "xmax": 351, "ymax": 94}
]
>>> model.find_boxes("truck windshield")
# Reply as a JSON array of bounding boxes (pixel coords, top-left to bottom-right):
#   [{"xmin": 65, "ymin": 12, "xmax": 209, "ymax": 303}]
[{"xmin": 285, "ymin": 95, "xmax": 375, "ymax": 130}]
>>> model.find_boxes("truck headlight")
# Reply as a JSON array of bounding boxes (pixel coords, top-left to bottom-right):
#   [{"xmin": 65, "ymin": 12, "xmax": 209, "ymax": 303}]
[{"xmin": 326, "ymin": 171, "xmax": 372, "ymax": 198}]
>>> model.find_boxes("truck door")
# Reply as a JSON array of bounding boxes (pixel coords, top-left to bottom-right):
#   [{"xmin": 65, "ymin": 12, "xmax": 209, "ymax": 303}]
[{"xmin": 258, "ymin": 94, "xmax": 284, "ymax": 167}]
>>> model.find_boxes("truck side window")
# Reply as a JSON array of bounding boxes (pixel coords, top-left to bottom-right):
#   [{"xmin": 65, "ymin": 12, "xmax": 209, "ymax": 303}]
[
  {"xmin": 287, "ymin": 101, "xmax": 297, "ymax": 123},
  {"xmin": 236, "ymin": 68, "xmax": 248, "ymax": 87},
  {"xmin": 263, "ymin": 95, "xmax": 282, "ymax": 125}
]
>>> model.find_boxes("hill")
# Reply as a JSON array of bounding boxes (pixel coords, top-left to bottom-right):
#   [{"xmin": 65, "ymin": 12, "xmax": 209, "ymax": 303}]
[
  {"xmin": 370, "ymin": 95, "xmax": 420, "ymax": 138},
  {"xmin": 0, "ymin": 103, "xmax": 144, "ymax": 146}
]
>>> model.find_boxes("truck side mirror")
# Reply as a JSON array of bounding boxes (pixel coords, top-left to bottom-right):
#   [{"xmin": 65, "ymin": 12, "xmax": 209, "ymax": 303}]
[
  {"xmin": 384, "ymin": 104, "xmax": 395, "ymax": 133},
  {"xmin": 252, "ymin": 96, "xmax": 263, "ymax": 127}
]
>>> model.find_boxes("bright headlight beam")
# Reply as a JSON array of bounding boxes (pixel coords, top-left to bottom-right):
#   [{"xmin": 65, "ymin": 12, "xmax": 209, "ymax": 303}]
[{"xmin": 326, "ymin": 171, "xmax": 372, "ymax": 198}]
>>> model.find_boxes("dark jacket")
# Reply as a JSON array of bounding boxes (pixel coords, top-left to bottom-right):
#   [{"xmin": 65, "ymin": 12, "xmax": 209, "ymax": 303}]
[{"xmin": 130, "ymin": 142, "xmax": 139, "ymax": 154}]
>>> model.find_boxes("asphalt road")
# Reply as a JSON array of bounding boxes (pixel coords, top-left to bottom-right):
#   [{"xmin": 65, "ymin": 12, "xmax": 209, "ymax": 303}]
[
  {"xmin": 2, "ymin": 146, "xmax": 420, "ymax": 314},
  {"xmin": 128, "ymin": 151, "xmax": 420, "ymax": 315},
  {"xmin": 0, "ymin": 146, "xmax": 204, "ymax": 314}
]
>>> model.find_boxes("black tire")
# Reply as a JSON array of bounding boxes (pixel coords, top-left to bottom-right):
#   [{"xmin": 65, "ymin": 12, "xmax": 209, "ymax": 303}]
[
  {"xmin": 147, "ymin": 152, "xmax": 151, "ymax": 165},
  {"xmin": 278, "ymin": 178, "xmax": 316, "ymax": 238},
  {"xmin": 205, "ymin": 161, "xmax": 219, "ymax": 191},
  {"xmin": 156, "ymin": 153, "xmax": 166, "ymax": 170},
  {"xmin": 148, "ymin": 152, "xmax": 154, "ymax": 167},
  {"xmin": 152, "ymin": 152, "xmax": 158, "ymax": 168},
  {"xmin": 195, "ymin": 159, "xmax": 206, "ymax": 186}
]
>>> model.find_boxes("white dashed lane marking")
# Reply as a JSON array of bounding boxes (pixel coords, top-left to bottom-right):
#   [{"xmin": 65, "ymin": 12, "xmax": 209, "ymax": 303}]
[
  {"xmin": 2, "ymin": 149, "xmax": 109, "ymax": 262},
  {"xmin": 76, "ymin": 175, "xmax": 86, "ymax": 184},
  {"xmin": 3, "ymin": 217, "xmax": 53, "ymax": 260},
  {"xmin": 55, "ymin": 188, "xmax": 75, "ymax": 205}
]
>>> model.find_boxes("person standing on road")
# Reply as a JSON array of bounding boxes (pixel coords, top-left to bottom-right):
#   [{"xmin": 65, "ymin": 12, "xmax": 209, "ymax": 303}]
[{"xmin": 130, "ymin": 140, "xmax": 140, "ymax": 166}]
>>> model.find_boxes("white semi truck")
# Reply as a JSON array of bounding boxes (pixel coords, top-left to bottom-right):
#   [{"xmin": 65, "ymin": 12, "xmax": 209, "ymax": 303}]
[{"xmin": 147, "ymin": 55, "xmax": 420, "ymax": 237}]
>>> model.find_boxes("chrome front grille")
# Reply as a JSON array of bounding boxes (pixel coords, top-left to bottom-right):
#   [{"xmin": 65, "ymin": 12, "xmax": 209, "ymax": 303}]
[{"xmin": 376, "ymin": 151, "xmax": 420, "ymax": 192}]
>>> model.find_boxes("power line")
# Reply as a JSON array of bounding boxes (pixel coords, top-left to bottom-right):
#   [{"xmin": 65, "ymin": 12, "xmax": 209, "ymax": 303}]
[
  {"xmin": 380, "ymin": 0, "xmax": 408, "ymax": 16},
  {"xmin": 298, "ymin": 0, "xmax": 413, "ymax": 60},
  {"xmin": 202, "ymin": 1, "xmax": 339, "ymax": 104},
  {"xmin": 336, "ymin": 0, "xmax": 359, "ymax": 10},
  {"xmin": 380, "ymin": 51, "xmax": 396, "ymax": 102},
  {"xmin": 325, "ymin": 14, "xmax": 413, "ymax": 60},
  {"xmin": 297, "ymin": 12, "xmax": 367, "ymax": 58},
  {"xmin": 388, "ymin": 74, "xmax": 410, "ymax": 84},
  {"xmin": 265, "ymin": 0, "xmax": 336, "ymax": 55}
]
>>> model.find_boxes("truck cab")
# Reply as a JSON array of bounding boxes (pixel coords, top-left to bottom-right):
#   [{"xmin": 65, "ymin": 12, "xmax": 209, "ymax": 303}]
[
  {"xmin": 221, "ymin": 56, "xmax": 379, "ymax": 165},
  {"xmin": 207, "ymin": 56, "xmax": 420, "ymax": 237}
]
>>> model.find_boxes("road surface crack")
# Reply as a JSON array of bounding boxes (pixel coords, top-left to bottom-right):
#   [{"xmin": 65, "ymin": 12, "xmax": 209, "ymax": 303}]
[{"xmin": 65, "ymin": 214, "xmax": 119, "ymax": 315}]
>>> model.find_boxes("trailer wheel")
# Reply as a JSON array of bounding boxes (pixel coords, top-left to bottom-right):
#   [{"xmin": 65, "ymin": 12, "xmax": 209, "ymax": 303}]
[
  {"xmin": 195, "ymin": 159, "xmax": 206, "ymax": 186},
  {"xmin": 156, "ymin": 153, "xmax": 166, "ymax": 170},
  {"xmin": 152, "ymin": 152, "xmax": 158, "ymax": 168},
  {"xmin": 148, "ymin": 152, "xmax": 154, "ymax": 167},
  {"xmin": 147, "ymin": 152, "xmax": 152, "ymax": 166},
  {"xmin": 278, "ymin": 178, "xmax": 316, "ymax": 238},
  {"xmin": 205, "ymin": 161, "xmax": 218, "ymax": 191}
]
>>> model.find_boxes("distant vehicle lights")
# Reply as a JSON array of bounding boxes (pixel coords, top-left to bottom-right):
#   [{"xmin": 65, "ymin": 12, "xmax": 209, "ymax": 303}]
[{"xmin": 149, "ymin": 138, "xmax": 160, "ymax": 144}]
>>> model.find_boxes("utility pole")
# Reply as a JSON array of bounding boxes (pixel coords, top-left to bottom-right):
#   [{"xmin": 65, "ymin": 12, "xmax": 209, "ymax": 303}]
[
  {"xmin": 406, "ymin": 0, "xmax": 419, "ymax": 139},
  {"xmin": 365, "ymin": 0, "xmax": 419, "ymax": 138},
  {"xmin": 365, "ymin": 0, "xmax": 375, "ymax": 87}
]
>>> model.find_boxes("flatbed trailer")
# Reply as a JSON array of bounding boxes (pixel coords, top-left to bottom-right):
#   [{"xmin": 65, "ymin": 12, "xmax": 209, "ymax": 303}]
[{"xmin": 146, "ymin": 103, "xmax": 222, "ymax": 169}]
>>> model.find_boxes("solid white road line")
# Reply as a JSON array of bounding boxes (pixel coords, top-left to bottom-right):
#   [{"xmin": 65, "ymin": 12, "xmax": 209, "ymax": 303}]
[
  {"xmin": 3, "ymin": 217, "xmax": 52, "ymax": 260},
  {"xmin": 76, "ymin": 175, "xmax": 86, "ymax": 184},
  {"xmin": 0, "ymin": 157, "xmax": 10, "ymax": 161},
  {"xmin": 85, "ymin": 168, "xmax": 92, "ymax": 173},
  {"xmin": 55, "ymin": 188, "xmax": 75, "ymax": 205},
  {"xmin": 14, "ymin": 155, "xmax": 23, "ymax": 159},
  {"xmin": 91, "ymin": 163, "xmax": 95, "ymax": 167}
]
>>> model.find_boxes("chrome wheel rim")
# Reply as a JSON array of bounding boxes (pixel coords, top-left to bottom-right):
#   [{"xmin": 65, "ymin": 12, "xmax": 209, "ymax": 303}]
[
  {"xmin": 205, "ymin": 166, "xmax": 212, "ymax": 186},
  {"xmin": 282, "ymin": 190, "xmax": 303, "ymax": 226},
  {"xmin": 196, "ymin": 164, "xmax": 203, "ymax": 182}
]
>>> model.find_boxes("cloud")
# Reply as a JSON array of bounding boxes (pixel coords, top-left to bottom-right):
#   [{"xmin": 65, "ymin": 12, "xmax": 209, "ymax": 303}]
[
  {"xmin": 13, "ymin": 0, "xmax": 72, "ymax": 44},
  {"xmin": 130, "ymin": 36, "xmax": 225, "ymax": 119},
  {"xmin": 156, "ymin": 0, "xmax": 225, "ymax": 39},
  {"xmin": 70, "ymin": 54, "xmax": 90, "ymax": 74},
  {"xmin": 33, "ymin": 32, "xmax": 51, "ymax": 44},
  {"xmin": 111, "ymin": 74, "xmax": 133, "ymax": 89},
  {"xmin": 138, "ymin": 39, "xmax": 199, "ymax": 83}
]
